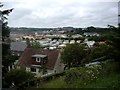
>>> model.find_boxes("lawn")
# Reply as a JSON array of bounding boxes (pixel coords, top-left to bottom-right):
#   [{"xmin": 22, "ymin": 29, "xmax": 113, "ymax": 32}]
[
  {"xmin": 39, "ymin": 76, "xmax": 67, "ymax": 88},
  {"xmin": 38, "ymin": 73, "xmax": 120, "ymax": 88}
]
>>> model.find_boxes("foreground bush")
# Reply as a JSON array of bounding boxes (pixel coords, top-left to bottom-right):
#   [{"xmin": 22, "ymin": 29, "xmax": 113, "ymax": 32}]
[
  {"xmin": 4, "ymin": 68, "xmax": 34, "ymax": 88},
  {"xmin": 64, "ymin": 64, "xmax": 102, "ymax": 85}
]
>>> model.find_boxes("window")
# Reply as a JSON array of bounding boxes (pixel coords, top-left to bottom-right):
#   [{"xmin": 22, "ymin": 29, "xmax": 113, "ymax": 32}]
[
  {"xmin": 36, "ymin": 57, "xmax": 41, "ymax": 62},
  {"xmin": 31, "ymin": 68, "xmax": 36, "ymax": 72}
]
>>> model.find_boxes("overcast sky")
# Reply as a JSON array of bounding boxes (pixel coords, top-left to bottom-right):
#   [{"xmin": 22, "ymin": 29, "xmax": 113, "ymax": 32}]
[{"xmin": 1, "ymin": 0, "xmax": 119, "ymax": 28}]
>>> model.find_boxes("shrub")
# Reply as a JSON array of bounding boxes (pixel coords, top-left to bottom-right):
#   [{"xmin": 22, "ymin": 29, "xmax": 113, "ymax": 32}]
[
  {"xmin": 64, "ymin": 65, "xmax": 102, "ymax": 85},
  {"xmin": 40, "ymin": 71, "xmax": 65, "ymax": 82},
  {"xmin": 64, "ymin": 68, "xmax": 81, "ymax": 84},
  {"xmin": 101, "ymin": 60, "xmax": 120, "ymax": 75}
]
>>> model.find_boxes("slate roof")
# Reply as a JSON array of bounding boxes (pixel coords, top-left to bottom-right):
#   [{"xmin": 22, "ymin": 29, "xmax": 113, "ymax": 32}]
[{"xmin": 10, "ymin": 41, "xmax": 27, "ymax": 51}]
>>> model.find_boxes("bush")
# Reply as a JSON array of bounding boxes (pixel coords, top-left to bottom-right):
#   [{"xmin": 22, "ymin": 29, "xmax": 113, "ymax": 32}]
[
  {"xmin": 40, "ymin": 71, "xmax": 65, "ymax": 82},
  {"xmin": 4, "ymin": 68, "xmax": 34, "ymax": 88},
  {"xmin": 64, "ymin": 65, "xmax": 102, "ymax": 85},
  {"xmin": 64, "ymin": 68, "xmax": 81, "ymax": 84},
  {"xmin": 101, "ymin": 60, "xmax": 120, "ymax": 75}
]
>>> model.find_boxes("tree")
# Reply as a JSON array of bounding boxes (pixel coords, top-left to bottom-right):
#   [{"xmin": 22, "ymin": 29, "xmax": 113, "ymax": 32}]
[
  {"xmin": 106, "ymin": 24, "xmax": 120, "ymax": 62},
  {"xmin": 75, "ymin": 28, "xmax": 83, "ymax": 34},
  {"xmin": 30, "ymin": 40, "xmax": 43, "ymax": 49},
  {"xmin": 4, "ymin": 68, "xmax": 34, "ymax": 88},
  {"xmin": 1, "ymin": 3, "xmax": 13, "ymax": 67},
  {"xmin": 1, "ymin": 3, "xmax": 13, "ymax": 41},
  {"xmin": 86, "ymin": 26, "xmax": 96, "ymax": 32},
  {"xmin": 86, "ymin": 24, "xmax": 120, "ymax": 63},
  {"xmin": 61, "ymin": 43, "xmax": 86, "ymax": 69},
  {"xmin": 0, "ymin": 3, "xmax": 16, "ymax": 88},
  {"xmin": 85, "ymin": 44, "xmax": 111, "ymax": 63}
]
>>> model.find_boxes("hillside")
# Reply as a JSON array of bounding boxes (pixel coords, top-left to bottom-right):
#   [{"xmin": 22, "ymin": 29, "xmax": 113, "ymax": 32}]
[{"xmin": 27, "ymin": 60, "xmax": 120, "ymax": 89}]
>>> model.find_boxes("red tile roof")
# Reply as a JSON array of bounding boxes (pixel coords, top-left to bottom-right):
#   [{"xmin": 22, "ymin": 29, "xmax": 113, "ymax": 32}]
[
  {"xmin": 98, "ymin": 41, "xmax": 107, "ymax": 45},
  {"xmin": 18, "ymin": 48, "xmax": 60, "ymax": 70}
]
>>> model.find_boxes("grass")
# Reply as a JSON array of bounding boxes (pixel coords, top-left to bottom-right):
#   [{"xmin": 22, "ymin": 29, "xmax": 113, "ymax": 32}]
[
  {"xmin": 91, "ymin": 74, "xmax": 120, "ymax": 88},
  {"xmin": 38, "ymin": 73, "xmax": 120, "ymax": 88},
  {"xmin": 74, "ymin": 73, "xmax": 120, "ymax": 88},
  {"xmin": 39, "ymin": 76, "xmax": 67, "ymax": 88}
]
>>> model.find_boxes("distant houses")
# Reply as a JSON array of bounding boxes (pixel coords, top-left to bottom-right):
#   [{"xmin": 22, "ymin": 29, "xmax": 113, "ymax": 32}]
[
  {"xmin": 85, "ymin": 41, "xmax": 95, "ymax": 48},
  {"xmin": 9, "ymin": 28, "xmax": 103, "ymax": 78},
  {"xmin": 83, "ymin": 32, "xmax": 100, "ymax": 37},
  {"xmin": 97, "ymin": 41, "xmax": 107, "ymax": 45},
  {"xmin": 62, "ymin": 27, "xmax": 75, "ymax": 31}
]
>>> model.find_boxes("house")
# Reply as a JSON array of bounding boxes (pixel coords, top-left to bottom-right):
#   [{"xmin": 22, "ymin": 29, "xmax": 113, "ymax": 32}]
[
  {"xmin": 22, "ymin": 35, "xmax": 35, "ymax": 40},
  {"xmin": 98, "ymin": 41, "xmax": 107, "ymax": 45},
  {"xmin": 72, "ymin": 34, "xmax": 82, "ymax": 38},
  {"xmin": 83, "ymin": 32, "xmax": 99, "ymax": 37},
  {"xmin": 16, "ymin": 48, "xmax": 60, "ymax": 77},
  {"xmin": 10, "ymin": 41, "xmax": 27, "ymax": 56},
  {"xmin": 85, "ymin": 61, "xmax": 101, "ymax": 67},
  {"xmin": 86, "ymin": 41, "xmax": 95, "ymax": 48}
]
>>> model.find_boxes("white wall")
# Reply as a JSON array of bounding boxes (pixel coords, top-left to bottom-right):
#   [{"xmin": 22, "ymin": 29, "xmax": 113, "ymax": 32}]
[{"xmin": 26, "ymin": 67, "xmax": 30, "ymax": 72}]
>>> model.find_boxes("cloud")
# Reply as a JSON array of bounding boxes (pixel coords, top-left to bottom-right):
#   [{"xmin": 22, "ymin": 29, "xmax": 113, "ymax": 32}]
[{"xmin": 1, "ymin": 0, "xmax": 119, "ymax": 28}]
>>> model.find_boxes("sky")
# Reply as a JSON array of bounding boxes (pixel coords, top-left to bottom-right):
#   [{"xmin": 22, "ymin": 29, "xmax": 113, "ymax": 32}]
[{"xmin": 1, "ymin": 0, "xmax": 119, "ymax": 28}]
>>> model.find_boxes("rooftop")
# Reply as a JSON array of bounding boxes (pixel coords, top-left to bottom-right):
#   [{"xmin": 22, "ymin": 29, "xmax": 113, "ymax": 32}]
[{"xmin": 18, "ymin": 48, "xmax": 60, "ymax": 69}]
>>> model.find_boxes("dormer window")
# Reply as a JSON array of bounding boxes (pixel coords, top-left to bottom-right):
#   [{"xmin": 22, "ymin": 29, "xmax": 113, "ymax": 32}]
[
  {"xmin": 36, "ymin": 57, "xmax": 41, "ymax": 62},
  {"xmin": 32, "ymin": 54, "xmax": 47, "ymax": 63}
]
